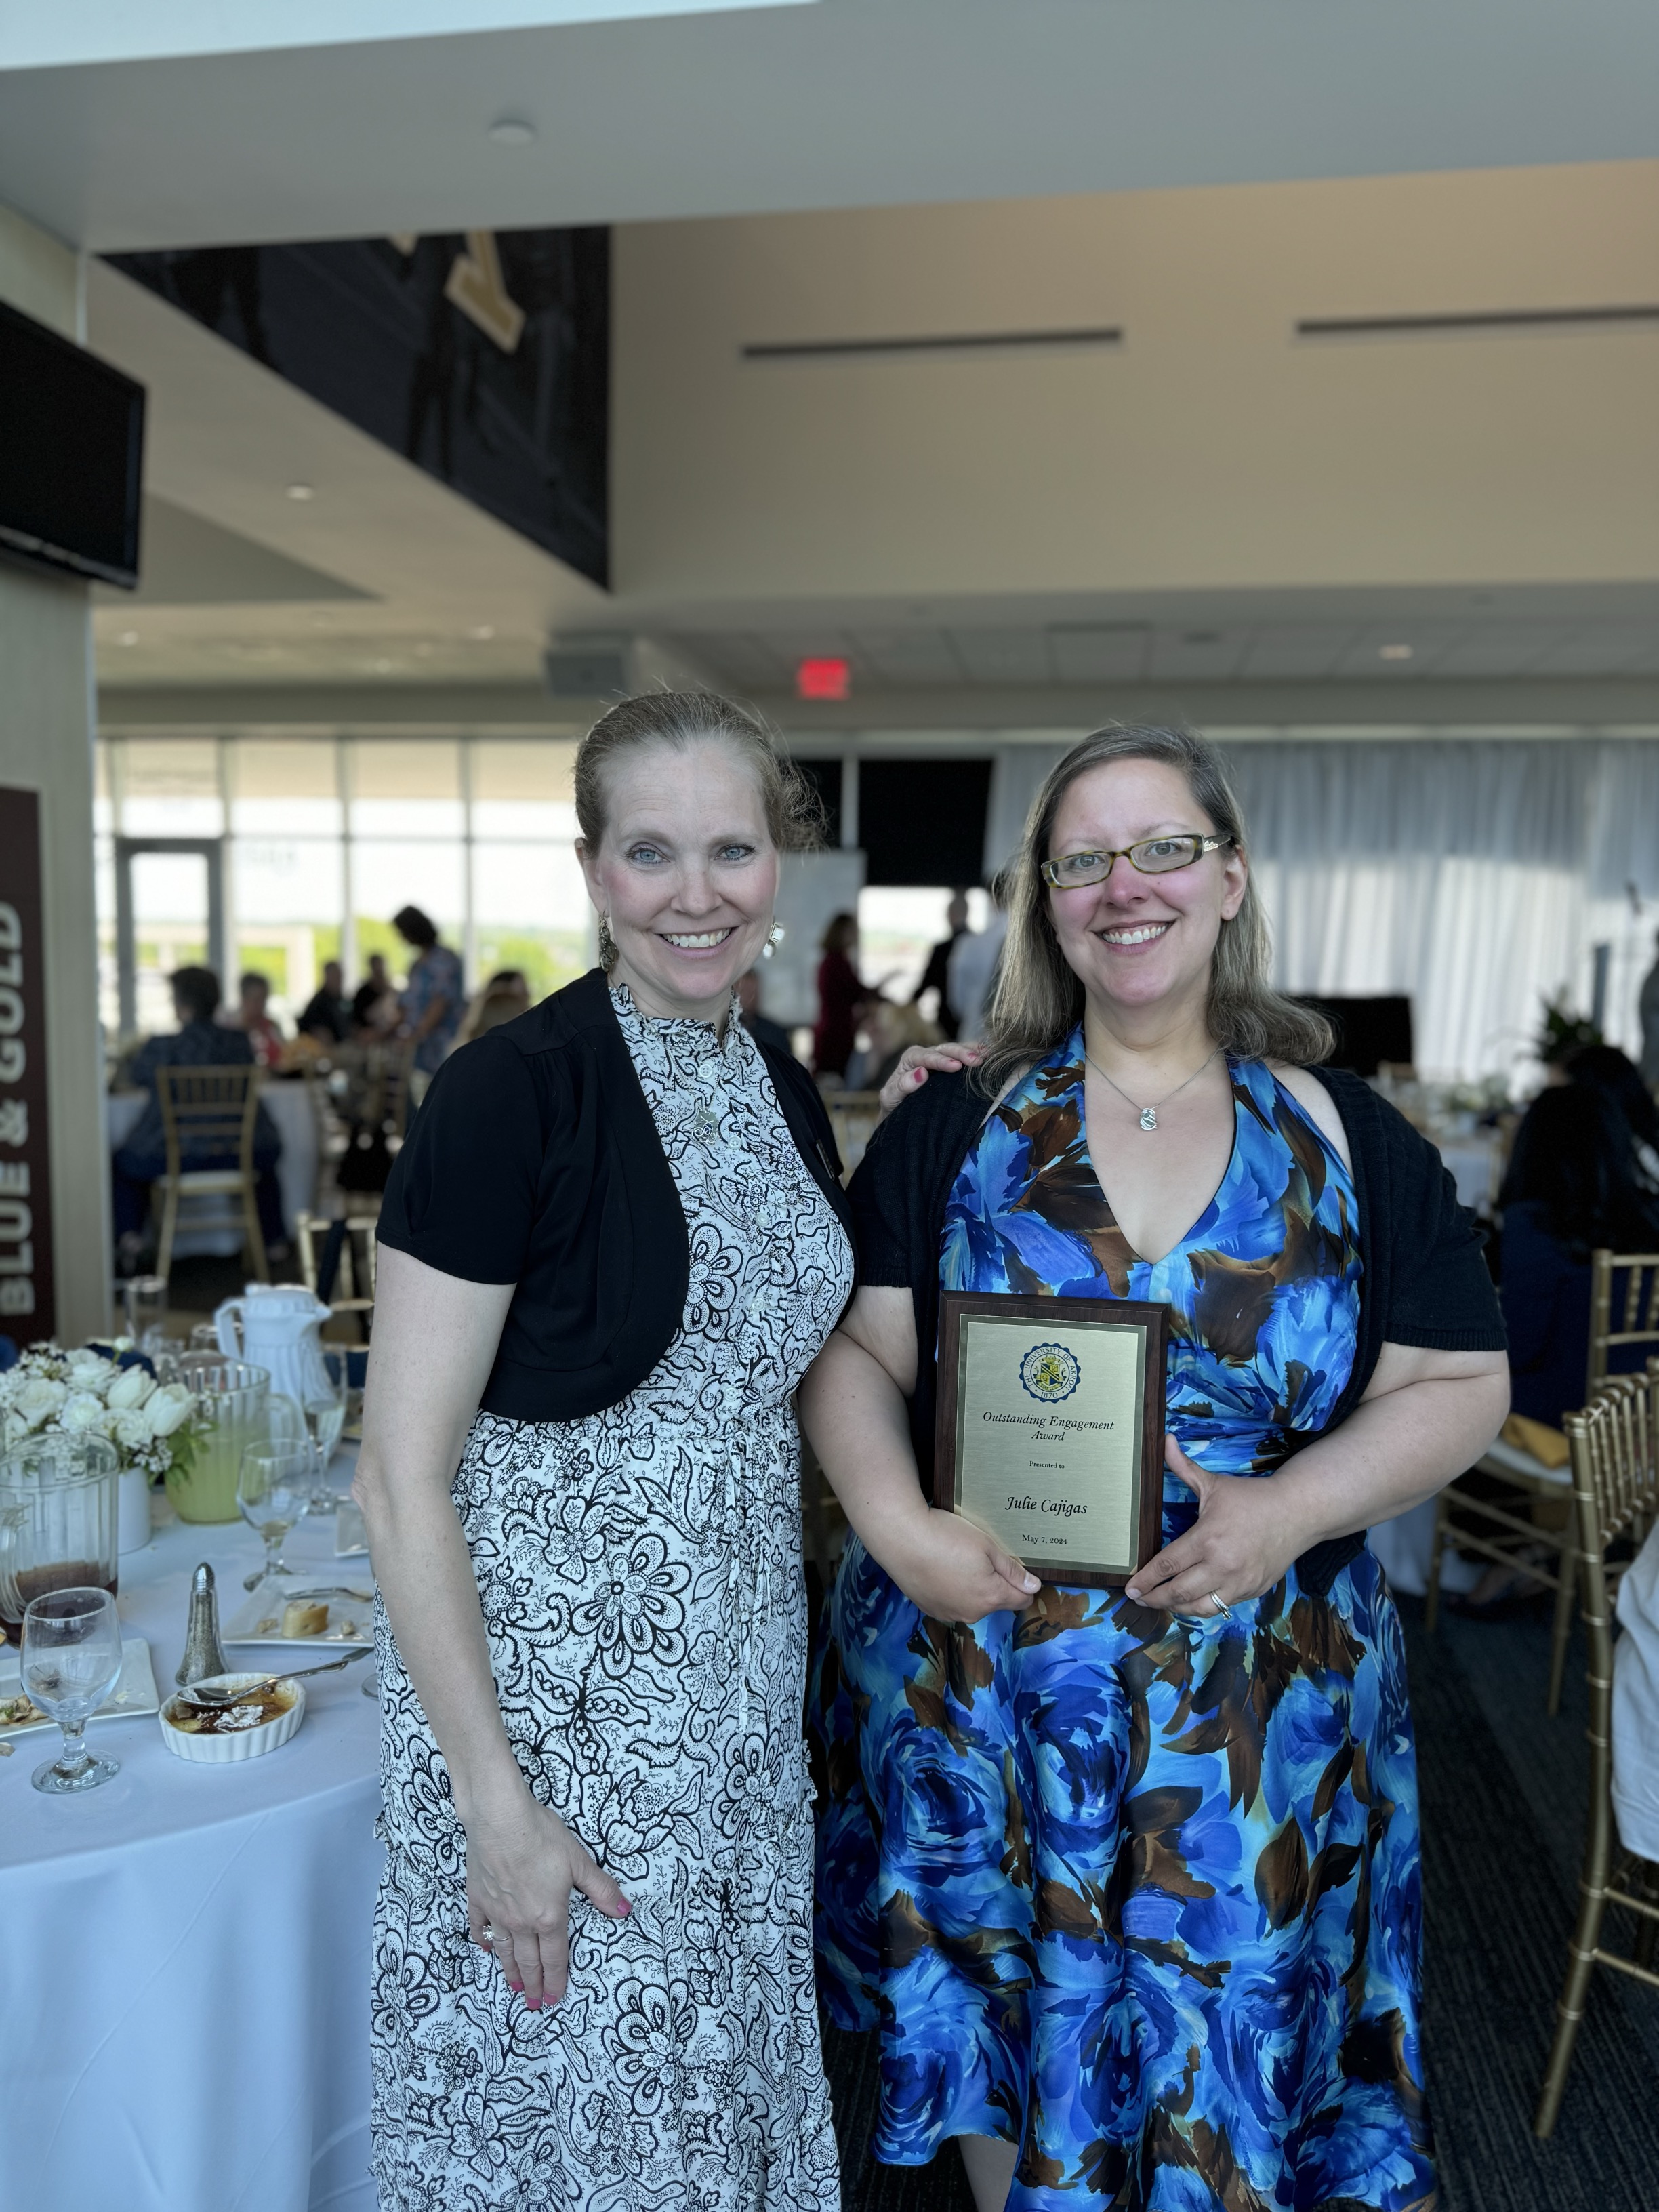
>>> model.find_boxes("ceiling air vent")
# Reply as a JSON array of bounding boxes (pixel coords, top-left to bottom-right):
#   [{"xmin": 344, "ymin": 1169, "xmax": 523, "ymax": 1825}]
[
  {"xmin": 1296, "ymin": 304, "xmax": 1659, "ymax": 341},
  {"xmin": 741, "ymin": 326, "xmax": 1122, "ymax": 363}
]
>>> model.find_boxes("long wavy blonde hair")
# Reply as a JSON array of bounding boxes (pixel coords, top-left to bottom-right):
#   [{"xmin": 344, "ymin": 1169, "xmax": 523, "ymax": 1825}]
[{"xmin": 977, "ymin": 724, "xmax": 1332, "ymax": 1094}]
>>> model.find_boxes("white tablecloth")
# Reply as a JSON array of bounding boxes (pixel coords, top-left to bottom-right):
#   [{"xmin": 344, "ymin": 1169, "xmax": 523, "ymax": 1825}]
[
  {"xmin": 0, "ymin": 1463, "xmax": 380, "ymax": 2212},
  {"xmin": 1614, "ymin": 1520, "xmax": 1659, "ymax": 1862},
  {"xmin": 1433, "ymin": 1131, "xmax": 1500, "ymax": 1215},
  {"xmin": 107, "ymin": 1082, "xmax": 320, "ymax": 1245}
]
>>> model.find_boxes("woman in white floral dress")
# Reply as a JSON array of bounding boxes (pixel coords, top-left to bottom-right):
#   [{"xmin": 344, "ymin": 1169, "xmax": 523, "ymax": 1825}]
[{"xmin": 358, "ymin": 694, "xmax": 853, "ymax": 2210}]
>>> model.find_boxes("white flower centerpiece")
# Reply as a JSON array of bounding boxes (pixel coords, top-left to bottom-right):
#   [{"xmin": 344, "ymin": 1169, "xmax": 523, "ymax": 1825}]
[{"xmin": 0, "ymin": 1343, "xmax": 211, "ymax": 1483}]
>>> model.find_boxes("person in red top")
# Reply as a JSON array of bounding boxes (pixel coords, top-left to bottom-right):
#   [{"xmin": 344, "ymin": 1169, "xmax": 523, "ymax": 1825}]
[
  {"xmin": 231, "ymin": 970, "xmax": 285, "ymax": 1068},
  {"xmin": 812, "ymin": 911, "xmax": 868, "ymax": 1080}
]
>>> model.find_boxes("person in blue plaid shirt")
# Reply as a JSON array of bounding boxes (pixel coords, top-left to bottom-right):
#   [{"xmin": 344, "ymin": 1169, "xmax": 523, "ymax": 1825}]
[
  {"xmin": 394, "ymin": 906, "xmax": 464, "ymax": 1076},
  {"xmin": 112, "ymin": 965, "xmax": 285, "ymax": 1268}
]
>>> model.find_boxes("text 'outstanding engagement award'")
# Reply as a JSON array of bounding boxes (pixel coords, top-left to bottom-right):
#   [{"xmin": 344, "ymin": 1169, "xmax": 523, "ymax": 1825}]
[{"xmin": 934, "ymin": 1292, "xmax": 1168, "ymax": 1589}]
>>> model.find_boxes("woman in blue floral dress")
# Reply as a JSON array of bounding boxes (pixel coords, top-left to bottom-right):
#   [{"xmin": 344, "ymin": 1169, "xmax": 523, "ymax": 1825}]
[{"xmin": 801, "ymin": 727, "xmax": 1509, "ymax": 2211}]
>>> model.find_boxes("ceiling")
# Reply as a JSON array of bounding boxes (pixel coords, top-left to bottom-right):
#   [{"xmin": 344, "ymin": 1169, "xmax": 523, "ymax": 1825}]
[
  {"xmin": 88, "ymin": 245, "xmax": 1659, "ymax": 720},
  {"xmin": 7, "ymin": 1, "xmax": 1659, "ymax": 255},
  {"xmin": 675, "ymin": 611, "xmax": 1659, "ymax": 695}
]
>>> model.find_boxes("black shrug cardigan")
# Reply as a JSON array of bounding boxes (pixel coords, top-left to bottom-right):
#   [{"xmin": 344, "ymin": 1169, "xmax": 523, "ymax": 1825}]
[
  {"xmin": 849, "ymin": 1063, "xmax": 1507, "ymax": 1597},
  {"xmin": 378, "ymin": 967, "xmax": 854, "ymax": 1422}
]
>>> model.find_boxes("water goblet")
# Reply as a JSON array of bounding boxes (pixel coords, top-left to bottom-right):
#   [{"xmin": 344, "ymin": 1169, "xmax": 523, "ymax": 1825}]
[
  {"xmin": 302, "ymin": 1390, "xmax": 347, "ymax": 1515},
  {"xmin": 237, "ymin": 1443, "xmax": 312, "ymax": 1589},
  {"xmin": 123, "ymin": 1275, "xmax": 168, "ymax": 1349},
  {"xmin": 22, "ymin": 1586, "xmax": 124, "ymax": 1794}
]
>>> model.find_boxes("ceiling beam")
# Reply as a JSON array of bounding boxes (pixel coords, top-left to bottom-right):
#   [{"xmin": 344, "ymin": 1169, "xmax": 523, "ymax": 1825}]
[{"xmin": 97, "ymin": 676, "xmax": 1659, "ymax": 737}]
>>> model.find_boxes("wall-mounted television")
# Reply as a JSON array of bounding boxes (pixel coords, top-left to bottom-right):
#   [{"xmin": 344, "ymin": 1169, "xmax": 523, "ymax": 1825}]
[{"xmin": 0, "ymin": 298, "xmax": 145, "ymax": 590}]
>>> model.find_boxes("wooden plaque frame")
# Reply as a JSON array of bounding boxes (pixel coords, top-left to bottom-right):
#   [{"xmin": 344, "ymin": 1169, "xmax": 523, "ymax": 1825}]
[{"xmin": 934, "ymin": 1291, "xmax": 1168, "ymax": 1589}]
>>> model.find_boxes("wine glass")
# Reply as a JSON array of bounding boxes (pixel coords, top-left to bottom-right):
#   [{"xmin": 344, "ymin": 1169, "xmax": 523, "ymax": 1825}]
[
  {"xmin": 123, "ymin": 1275, "xmax": 168, "ymax": 1349},
  {"xmin": 22, "ymin": 1586, "xmax": 124, "ymax": 1794},
  {"xmin": 302, "ymin": 1386, "xmax": 347, "ymax": 1515},
  {"xmin": 237, "ymin": 1443, "xmax": 312, "ymax": 1589}
]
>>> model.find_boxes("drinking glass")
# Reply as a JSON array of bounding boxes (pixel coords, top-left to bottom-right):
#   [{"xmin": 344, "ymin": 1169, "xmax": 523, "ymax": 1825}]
[
  {"xmin": 302, "ymin": 1387, "xmax": 347, "ymax": 1515},
  {"xmin": 145, "ymin": 1337, "xmax": 188, "ymax": 1383},
  {"xmin": 169, "ymin": 1356, "xmax": 285, "ymax": 1524},
  {"xmin": 123, "ymin": 1275, "xmax": 169, "ymax": 1349},
  {"xmin": 237, "ymin": 1443, "xmax": 312, "ymax": 1586},
  {"xmin": 22, "ymin": 1586, "xmax": 124, "ymax": 1793}
]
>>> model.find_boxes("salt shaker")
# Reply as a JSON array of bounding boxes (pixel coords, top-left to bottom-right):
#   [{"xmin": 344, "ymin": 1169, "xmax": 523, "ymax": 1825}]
[{"xmin": 176, "ymin": 1561, "xmax": 230, "ymax": 1687}]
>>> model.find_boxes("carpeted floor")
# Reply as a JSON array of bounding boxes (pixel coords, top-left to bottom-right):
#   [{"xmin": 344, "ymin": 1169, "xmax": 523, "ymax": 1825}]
[{"xmin": 822, "ymin": 1593, "xmax": 1659, "ymax": 2211}]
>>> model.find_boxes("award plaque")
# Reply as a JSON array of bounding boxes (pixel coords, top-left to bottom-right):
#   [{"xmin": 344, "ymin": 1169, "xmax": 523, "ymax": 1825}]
[{"xmin": 935, "ymin": 1292, "xmax": 1168, "ymax": 1588}]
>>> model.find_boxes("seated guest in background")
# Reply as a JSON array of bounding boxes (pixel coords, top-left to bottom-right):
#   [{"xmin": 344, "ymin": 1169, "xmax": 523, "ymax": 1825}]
[
  {"xmin": 1565, "ymin": 1041, "xmax": 1659, "ymax": 1193},
  {"xmin": 393, "ymin": 904, "xmax": 464, "ymax": 1075},
  {"xmin": 297, "ymin": 959, "xmax": 351, "ymax": 1044},
  {"xmin": 737, "ymin": 966, "xmax": 794, "ymax": 1057},
  {"xmin": 112, "ymin": 965, "xmax": 285, "ymax": 1271},
  {"xmin": 910, "ymin": 888, "xmax": 970, "ymax": 1039},
  {"xmin": 352, "ymin": 951, "xmax": 398, "ymax": 1034},
  {"xmin": 1641, "ymin": 926, "xmax": 1659, "ymax": 1088},
  {"xmin": 805, "ymin": 725, "xmax": 1508, "ymax": 2211},
  {"xmin": 1499, "ymin": 1082, "xmax": 1659, "ymax": 1429},
  {"xmin": 230, "ymin": 970, "xmax": 285, "ymax": 1068},
  {"xmin": 358, "ymin": 689, "xmax": 852, "ymax": 2207},
  {"xmin": 455, "ymin": 966, "xmax": 533, "ymax": 1045},
  {"xmin": 813, "ymin": 909, "xmax": 869, "ymax": 1082},
  {"xmin": 863, "ymin": 996, "xmax": 942, "ymax": 1095}
]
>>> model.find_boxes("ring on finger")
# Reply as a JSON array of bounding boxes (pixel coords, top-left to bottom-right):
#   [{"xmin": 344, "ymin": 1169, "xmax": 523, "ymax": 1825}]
[{"xmin": 1208, "ymin": 1590, "xmax": 1231, "ymax": 1619}]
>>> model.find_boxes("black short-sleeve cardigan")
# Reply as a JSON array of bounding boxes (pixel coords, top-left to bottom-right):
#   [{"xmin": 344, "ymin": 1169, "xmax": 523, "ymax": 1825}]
[
  {"xmin": 377, "ymin": 967, "xmax": 855, "ymax": 1422},
  {"xmin": 851, "ymin": 1062, "xmax": 1507, "ymax": 1597}
]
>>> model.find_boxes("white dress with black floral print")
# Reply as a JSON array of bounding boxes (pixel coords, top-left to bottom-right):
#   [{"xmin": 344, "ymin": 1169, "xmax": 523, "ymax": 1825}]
[{"xmin": 371, "ymin": 987, "xmax": 853, "ymax": 2211}]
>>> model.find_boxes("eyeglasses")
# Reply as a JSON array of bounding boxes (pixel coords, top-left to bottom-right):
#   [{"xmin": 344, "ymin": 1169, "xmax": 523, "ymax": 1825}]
[{"xmin": 1040, "ymin": 834, "xmax": 1233, "ymax": 890}]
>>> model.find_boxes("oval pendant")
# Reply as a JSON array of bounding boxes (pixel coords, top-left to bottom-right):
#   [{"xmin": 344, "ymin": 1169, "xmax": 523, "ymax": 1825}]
[{"xmin": 1139, "ymin": 1107, "xmax": 1159, "ymax": 1132}]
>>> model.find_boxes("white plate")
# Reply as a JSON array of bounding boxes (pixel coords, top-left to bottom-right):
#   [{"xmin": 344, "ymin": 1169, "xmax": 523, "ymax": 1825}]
[
  {"xmin": 0, "ymin": 1637, "xmax": 161, "ymax": 1738},
  {"xmin": 334, "ymin": 1499, "xmax": 368, "ymax": 1557},
  {"xmin": 222, "ymin": 1585, "xmax": 374, "ymax": 1648}
]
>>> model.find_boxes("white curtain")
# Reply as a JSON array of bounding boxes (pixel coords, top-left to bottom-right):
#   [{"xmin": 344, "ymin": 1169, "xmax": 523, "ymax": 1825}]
[{"xmin": 984, "ymin": 736, "xmax": 1659, "ymax": 1082}]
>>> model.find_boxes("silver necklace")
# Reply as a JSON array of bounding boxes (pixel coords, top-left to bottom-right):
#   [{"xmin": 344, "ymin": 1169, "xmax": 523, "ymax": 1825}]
[{"xmin": 1085, "ymin": 1044, "xmax": 1221, "ymax": 1132}]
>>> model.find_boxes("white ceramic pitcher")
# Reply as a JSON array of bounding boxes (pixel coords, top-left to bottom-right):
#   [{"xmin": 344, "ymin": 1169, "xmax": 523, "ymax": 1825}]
[{"xmin": 214, "ymin": 1283, "xmax": 335, "ymax": 1410}]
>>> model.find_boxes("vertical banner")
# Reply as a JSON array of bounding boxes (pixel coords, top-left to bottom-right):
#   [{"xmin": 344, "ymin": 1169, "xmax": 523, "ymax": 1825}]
[{"xmin": 0, "ymin": 787, "xmax": 54, "ymax": 1343}]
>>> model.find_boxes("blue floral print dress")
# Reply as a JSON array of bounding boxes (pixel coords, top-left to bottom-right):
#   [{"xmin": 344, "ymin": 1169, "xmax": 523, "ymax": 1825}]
[{"xmin": 812, "ymin": 1033, "xmax": 1435, "ymax": 2211}]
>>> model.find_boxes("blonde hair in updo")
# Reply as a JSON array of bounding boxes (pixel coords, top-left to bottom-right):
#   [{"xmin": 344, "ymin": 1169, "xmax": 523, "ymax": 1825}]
[
  {"xmin": 977, "ymin": 724, "xmax": 1332, "ymax": 1094},
  {"xmin": 573, "ymin": 691, "xmax": 825, "ymax": 853}
]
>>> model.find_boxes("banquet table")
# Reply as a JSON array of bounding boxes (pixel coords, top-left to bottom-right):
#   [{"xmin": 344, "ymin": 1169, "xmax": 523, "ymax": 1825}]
[
  {"xmin": 0, "ymin": 1457, "xmax": 381, "ymax": 2212},
  {"xmin": 106, "ymin": 1080, "xmax": 321, "ymax": 1248}
]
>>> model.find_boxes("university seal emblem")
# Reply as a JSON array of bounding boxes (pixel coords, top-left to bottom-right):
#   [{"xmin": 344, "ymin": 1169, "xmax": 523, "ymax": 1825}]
[{"xmin": 1019, "ymin": 1341, "xmax": 1080, "ymax": 1404}]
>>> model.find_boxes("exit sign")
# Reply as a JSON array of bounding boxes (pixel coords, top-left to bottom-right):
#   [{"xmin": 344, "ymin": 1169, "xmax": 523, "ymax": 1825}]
[{"xmin": 796, "ymin": 657, "xmax": 851, "ymax": 701}]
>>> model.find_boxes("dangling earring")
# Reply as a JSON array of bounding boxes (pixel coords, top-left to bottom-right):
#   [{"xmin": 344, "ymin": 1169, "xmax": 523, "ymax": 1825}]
[
  {"xmin": 597, "ymin": 914, "xmax": 617, "ymax": 968},
  {"xmin": 761, "ymin": 923, "xmax": 784, "ymax": 960}
]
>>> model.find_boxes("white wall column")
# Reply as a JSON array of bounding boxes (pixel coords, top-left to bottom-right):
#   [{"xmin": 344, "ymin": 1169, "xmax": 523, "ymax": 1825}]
[{"xmin": 0, "ymin": 204, "xmax": 110, "ymax": 1339}]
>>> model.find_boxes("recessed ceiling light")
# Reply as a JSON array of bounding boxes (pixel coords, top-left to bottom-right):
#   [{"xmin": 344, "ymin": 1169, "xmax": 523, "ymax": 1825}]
[
  {"xmin": 1378, "ymin": 642, "xmax": 1414, "ymax": 661},
  {"xmin": 467, "ymin": 624, "xmax": 496, "ymax": 641},
  {"xmin": 285, "ymin": 483, "xmax": 316, "ymax": 501},
  {"xmin": 115, "ymin": 629, "xmax": 139, "ymax": 647},
  {"xmin": 488, "ymin": 117, "xmax": 536, "ymax": 147}
]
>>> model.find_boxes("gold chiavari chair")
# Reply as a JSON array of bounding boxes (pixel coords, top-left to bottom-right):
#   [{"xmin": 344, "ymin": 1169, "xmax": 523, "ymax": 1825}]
[
  {"xmin": 1587, "ymin": 1250, "xmax": 1659, "ymax": 1391},
  {"xmin": 294, "ymin": 1210, "xmax": 378, "ymax": 1343},
  {"xmin": 1533, "ymin": 1363, "xmax": 1659, "ymax": 2137},
  {"xmin": 1427, "ymin": 1249, "xmax": 1659, "ymax": 1715},
  {"xmin": 153, "ymin": 1065, "xmax": 268, "ymax": 1284}
]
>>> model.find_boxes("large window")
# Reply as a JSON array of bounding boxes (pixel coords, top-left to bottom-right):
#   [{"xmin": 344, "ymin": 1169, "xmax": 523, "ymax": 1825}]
[{"xmin": 98, "ymin": 735, "xmax": 592, "ymax": 1044}]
